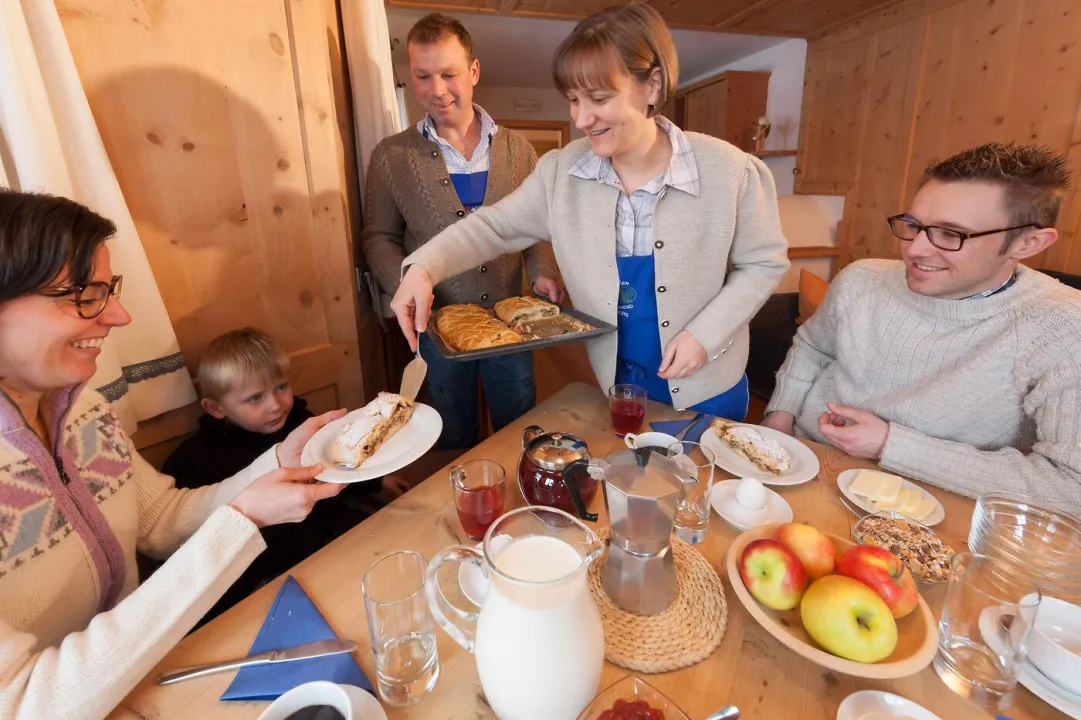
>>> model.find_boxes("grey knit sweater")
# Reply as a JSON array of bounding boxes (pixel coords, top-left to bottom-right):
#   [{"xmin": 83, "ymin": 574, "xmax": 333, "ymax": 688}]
[
  {"xmin": 361, "ymin": 126, "xmax": 556, "ymax": 307},
  {"xmin": 404, "ymin": 133, "xmax": 790, "ymax": 409},
  {"xmin": 766, "ymin": 259, "xmax": 1081, "ymax": 514}
]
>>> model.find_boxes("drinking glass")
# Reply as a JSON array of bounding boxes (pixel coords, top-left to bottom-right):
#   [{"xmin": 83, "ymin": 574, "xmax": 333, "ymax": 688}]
[
  {"xmin": 609, "ymin": 384, "xmax": 647, "ymax": 436},
  {"xmin": 667, "ymin": 441, "xmax": 716, "ymax": 544},
  {"xmin": 450, "ymin": 460, "xmax": 506, "ymax": 540},
  {"xmin": 933, "ymin": 552, "xmax": 1041, "ymax": 710},
  {"xmin": 361, "ymin": 550, "xmax": 440, "ymax": 707}
]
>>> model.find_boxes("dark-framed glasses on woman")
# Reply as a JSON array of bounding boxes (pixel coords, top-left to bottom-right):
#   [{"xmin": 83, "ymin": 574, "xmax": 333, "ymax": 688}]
[
  {"xmin": 42, "ymin": 275, "xmax": 124, "ymax": 319},
  {"xmin": 886, "ymin": 215, "xmax": 1039, "ymax": 252}
]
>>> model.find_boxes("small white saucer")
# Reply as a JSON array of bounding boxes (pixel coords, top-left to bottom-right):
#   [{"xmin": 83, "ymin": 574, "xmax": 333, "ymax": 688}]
[
  {"xmin": 710, "ymin": 479, "xmax": 792, "ymax": 531},
  {"xmin": 459, "ymin": 543, "xmax": 487, "ymax": 606},
  {"xmin": 256, "ymin": 681, "xmax": 386, "ymax": 720},
  {"xmin": 836, "ymin": 690, "xmax": 941, "ymax": 720},
  {"xmin": 458, "ymin": 536, "xmax": 513, "ymax": 607}
]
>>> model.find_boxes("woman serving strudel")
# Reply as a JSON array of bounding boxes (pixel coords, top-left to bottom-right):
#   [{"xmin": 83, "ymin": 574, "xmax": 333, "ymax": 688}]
[{"xmin": 390, "ymin": 2, "xmax": 789, "ymax": 418}]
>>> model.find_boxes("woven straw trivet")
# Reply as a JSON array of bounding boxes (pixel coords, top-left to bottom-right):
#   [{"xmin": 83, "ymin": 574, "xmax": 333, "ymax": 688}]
[{"xmin": 587, "ymin": 530, "xmax": 727, "ymax": 673}]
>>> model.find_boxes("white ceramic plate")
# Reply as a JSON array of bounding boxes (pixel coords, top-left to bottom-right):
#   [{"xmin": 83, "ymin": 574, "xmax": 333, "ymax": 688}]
[
  {"xmin": 301, "ymin": 404, "xmax": 441, "ymax": 483},
  {"xmin": 980, "ymin": 606, "xmax": 1081, "ymax": 719},
  {"xmin": 836, "ymin": 469, "xmax": 945, "ymax": 527},
  {"xmin": 710, "ymin": 479, "xmax": 793, "ymax": 531},
  {"xmin": 700, "ymin": 423, "xmax": 820, "ymax": 486},
  {"xmin": 836, "ymin": 690, "xmax": 941, "ymax": 720}
]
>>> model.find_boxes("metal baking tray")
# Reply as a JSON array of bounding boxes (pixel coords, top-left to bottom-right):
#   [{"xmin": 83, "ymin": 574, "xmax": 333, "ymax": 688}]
[{"xmin": 424, "ymin": 302, "xmax": 616, "ymax": 361}]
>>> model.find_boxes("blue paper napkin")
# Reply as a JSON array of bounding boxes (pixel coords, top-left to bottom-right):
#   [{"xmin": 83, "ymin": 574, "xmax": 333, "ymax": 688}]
[
  {"xmin": 222, "ymin": 575, "xmax": 373, "ymax": 701},
  {"xmin": 650, "ymin": 414, "xmax": 714, "ymax": 444}
]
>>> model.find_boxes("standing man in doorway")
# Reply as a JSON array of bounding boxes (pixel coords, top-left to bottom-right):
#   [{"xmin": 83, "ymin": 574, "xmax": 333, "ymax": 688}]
[{"xmin": 362, "ymin": 13, "xmax": 561, "ymax": 449}]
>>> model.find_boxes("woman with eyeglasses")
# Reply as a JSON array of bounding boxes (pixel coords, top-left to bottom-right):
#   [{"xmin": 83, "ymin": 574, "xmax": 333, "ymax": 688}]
[
  {"xmin": 0, "ymin": 190, "xmax": 346, "ymax": 718},
  {"xmin": 389, "ymin": 2, "xmax": 789, "ymax": 420}
]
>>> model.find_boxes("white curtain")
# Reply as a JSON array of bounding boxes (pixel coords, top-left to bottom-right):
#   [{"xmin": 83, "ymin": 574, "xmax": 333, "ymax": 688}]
[
  {"xmin": 340, "ymin": 0, "xmax": 403, "ymax": 192},
  {"xmin": 0, "ymin": 0, "xmax": 196, "ymax": 433}
]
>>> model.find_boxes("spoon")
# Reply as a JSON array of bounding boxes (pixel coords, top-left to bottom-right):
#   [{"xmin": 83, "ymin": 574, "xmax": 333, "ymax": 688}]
[{"xmin": 705, "ymin": 706, "xmax": 740, "ymax": 720}]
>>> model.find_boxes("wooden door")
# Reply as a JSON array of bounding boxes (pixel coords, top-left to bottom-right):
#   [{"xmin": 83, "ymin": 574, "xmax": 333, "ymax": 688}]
[
  {"xmin": 794, "ymin": 35, "xmax": 876, "ymax": 195},
  {"xmin": 57, "ymin": 0, "xmax": 371, "ymax": 462}
]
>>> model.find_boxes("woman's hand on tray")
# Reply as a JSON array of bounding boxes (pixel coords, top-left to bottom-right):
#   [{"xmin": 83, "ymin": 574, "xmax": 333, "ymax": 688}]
[
  {"xmin": 392, "ymin": 265, "xmax": 435, "ymax": 351},
  {"xmin": 531, "ymin": 276, "xmax": 565, "ymax": 304}
]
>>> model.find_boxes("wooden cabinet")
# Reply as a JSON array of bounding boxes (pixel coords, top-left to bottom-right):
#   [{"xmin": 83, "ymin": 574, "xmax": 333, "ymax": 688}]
[{"xmin": 672, "ymin": 70, "xmax": 769, "ymax": 151}]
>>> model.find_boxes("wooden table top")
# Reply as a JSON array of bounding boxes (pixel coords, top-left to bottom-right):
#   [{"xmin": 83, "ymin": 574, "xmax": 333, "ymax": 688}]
[{"xmin": 111, "ymin": 382, "xmax": 1066, "ymax": 720}]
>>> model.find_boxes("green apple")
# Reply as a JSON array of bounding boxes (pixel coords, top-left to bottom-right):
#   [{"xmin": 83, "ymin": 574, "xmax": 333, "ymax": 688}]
[
  {"xmin": 739, "ymin": 539, "xmax": 808, "ymax": 611},
  {"xmin": 800, "ymin": 575, "xmax": 898, "ymax": 663}
]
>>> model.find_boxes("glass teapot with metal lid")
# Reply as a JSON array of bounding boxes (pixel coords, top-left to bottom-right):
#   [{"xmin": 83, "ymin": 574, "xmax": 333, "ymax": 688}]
[{"xmin": 517, "ymin": 425, "xmax": 599, "ymax": 521}]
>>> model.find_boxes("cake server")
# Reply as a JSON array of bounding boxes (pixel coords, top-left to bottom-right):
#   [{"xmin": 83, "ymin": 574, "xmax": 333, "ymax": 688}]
[{"xmin": 400, "ymin": 350, "xmax": 427, "ymax": 401}]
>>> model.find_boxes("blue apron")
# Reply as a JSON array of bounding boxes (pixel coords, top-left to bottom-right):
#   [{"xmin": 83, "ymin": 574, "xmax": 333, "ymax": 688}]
[{"xmin": 614, "ymin": 253, "xmax": 748, "ymax": 421}]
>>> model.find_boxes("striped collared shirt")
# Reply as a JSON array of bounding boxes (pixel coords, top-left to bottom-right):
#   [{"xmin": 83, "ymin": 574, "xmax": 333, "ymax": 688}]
[
  {"xmin": 417, "ymin": 103, "xmax": 498, "ymax": 176},
  {"xmin": 568, "ymin": 116, "xmax": 700, "ymax": 257}
]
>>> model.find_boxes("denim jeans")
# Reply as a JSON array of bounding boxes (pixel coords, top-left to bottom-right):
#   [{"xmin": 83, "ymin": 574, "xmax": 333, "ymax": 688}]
[{"xmin": 419, "ymin": 333, "xmax": 537, "ymax": 450}]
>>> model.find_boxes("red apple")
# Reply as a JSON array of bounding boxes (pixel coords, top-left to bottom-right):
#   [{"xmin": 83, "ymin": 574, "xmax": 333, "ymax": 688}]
[
  {"xmin": 836, "ymin": 545, "xmax": 919, "ymax": 619},
  {"xmin": 739, "ymin": 539, "xmax": 808, "ymax": 611},
  {"xmin": 773, "ymin": 522, "xmax": 837, "ymax": 580},
  {"xmin": 801, "ymin": 575, "xmax": 898, "ymax": 663}
]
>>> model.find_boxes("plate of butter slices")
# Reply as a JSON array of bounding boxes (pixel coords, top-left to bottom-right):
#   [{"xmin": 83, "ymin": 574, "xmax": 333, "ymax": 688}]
[
  {"xmin": 701, "ymin": 419, "xmax": 820, "ymax": 486},
  {"xmin": 301, "ymin": 392, "xmax": 442, "ymax": 483},
  {"xmin": 837, "ymin": 469, "xmax": 945, "ymax": 526}
]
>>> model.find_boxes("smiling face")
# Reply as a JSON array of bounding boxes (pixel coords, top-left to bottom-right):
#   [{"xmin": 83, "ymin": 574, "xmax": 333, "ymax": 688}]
[
  {"xmin": 567, "ymin": 68, "xmax": 659, "ymax": 161},
  {"xmin": 0, "ymin": 245, "xmax": 131, "ymax": 394},
  {"xmin": 408, "ymin": 37, "xmax": 479, "ymax": 129},
  {"xmin": 900, "ymin": 180, "xmax": 1041, "ymax": 299}
]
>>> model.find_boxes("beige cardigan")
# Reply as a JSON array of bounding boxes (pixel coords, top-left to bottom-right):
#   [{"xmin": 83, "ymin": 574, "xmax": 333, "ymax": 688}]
[{"xmin": 405, "ymin": 133, "xmax": 790, "ymax": 408}]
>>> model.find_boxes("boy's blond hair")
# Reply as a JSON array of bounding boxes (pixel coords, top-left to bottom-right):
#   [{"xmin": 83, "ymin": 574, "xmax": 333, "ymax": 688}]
[{"xmin": 197, "ymin": 328, "xmax": 291, "ymax": 401}]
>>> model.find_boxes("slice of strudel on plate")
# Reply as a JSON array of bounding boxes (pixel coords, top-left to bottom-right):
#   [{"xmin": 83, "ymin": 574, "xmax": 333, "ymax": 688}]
[
  {"xmin": 710, "ymin": 418, "xmax": 791, "ymax": 475},
  {"xmin": 332, "ymin": 392, "xmax": 414, "ymax": 468}
]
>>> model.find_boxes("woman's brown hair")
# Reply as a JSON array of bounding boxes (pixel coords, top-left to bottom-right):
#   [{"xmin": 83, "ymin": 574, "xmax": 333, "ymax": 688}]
[
  {"xmin": 0, "ymin": 189, "xmax": 116, "ymax": 304},
  {"xmin": 552, "ymin": 2, "xmax": 679, "ymax": 117}
]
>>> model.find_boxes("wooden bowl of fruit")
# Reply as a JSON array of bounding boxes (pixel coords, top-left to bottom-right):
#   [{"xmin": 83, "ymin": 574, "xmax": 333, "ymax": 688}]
[{"xmin": 725, "ymin": 523, "xmax": 937, "ymax": 679}]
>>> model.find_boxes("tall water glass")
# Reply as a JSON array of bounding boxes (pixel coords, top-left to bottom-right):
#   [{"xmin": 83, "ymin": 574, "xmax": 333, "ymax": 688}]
[
  {"xmin": 668, "ymin": 441, "xmax": 716, "ymax": 544},
  {"xmin": 934, "ymin": 552, "xmax": 1041, "ymax": 711},
  {"xmin": 361, "ymin": 550, "xmax": 440, "ymax": 706}
]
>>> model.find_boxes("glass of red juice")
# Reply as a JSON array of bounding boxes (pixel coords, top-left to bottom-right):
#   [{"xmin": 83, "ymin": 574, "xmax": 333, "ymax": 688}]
[
  {"xmin": 608, "ymin": 383, "xmax": 648, "ymax": 436},
  {"xmin": 450, "ymin": 460, "xmax": 507, "ymax": 539}
]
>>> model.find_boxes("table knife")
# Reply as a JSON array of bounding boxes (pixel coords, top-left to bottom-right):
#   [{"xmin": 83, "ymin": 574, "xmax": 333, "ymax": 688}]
[
  {"xmin": 675, "ymin": 412, "xmax": 706, "ymax": 441},
  {"xmin": 155, "ymin": 638, "xmax": 357, "ymax": 686}
]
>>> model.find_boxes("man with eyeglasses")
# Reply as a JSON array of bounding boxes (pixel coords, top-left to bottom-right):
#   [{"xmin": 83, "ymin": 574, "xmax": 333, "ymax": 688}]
[{"xmin": 762, "ymin": 142, "xmax": 1081, "ymax": 513}]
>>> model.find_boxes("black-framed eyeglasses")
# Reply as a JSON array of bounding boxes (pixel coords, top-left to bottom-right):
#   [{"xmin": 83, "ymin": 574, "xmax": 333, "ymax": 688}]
[
  {"xmin": 41, "ymin": 275, "xmax": 124, "ymax": 319},
  {"xmin": 886, "ymin": 215, "xmax": 1040, "ymax": 252}
]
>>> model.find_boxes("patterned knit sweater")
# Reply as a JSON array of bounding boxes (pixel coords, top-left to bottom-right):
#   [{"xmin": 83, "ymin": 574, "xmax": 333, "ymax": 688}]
[
  {"xmin": 361, "ymin": 125, "xmax": 557, "ymax": 307},
  {"xmin": 0, "ymin": 385, "xmax": 270, "ymax": 719},
  {"xmin": 766, "ymin": 259, "xmax": 1081, "ymax": 514}
]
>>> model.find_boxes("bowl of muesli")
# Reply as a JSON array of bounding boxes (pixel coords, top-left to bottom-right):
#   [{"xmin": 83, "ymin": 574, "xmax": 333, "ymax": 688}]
[{"xmin": 852, "ymin": 512, "xmax": 957, "ymax": 587}]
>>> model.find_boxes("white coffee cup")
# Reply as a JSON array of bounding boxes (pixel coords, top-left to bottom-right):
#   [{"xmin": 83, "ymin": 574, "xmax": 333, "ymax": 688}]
[
  {"xmin": 624, "ymin": 431, "xmax": 679, "ymax": 452},
  {"xmin": 734, "ymin": 477, "xmax": 767, "ymax": 511},
  {"xmin": 256, "ymin": 681, "xmax": 385, "ymax": 720}
]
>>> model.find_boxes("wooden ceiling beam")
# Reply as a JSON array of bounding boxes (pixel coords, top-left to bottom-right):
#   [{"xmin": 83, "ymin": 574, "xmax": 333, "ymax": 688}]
[{"xmin": 713, "ymin": 0, "xmax": 779, "ymax": 30}]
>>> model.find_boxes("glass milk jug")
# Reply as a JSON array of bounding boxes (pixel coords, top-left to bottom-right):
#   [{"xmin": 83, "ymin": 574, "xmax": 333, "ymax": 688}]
[{"xmin": 425, "ymin": 506, "xmax": 606, "ymax": 720}]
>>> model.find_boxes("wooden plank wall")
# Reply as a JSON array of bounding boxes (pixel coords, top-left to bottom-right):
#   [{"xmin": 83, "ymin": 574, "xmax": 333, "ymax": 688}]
[
  {"xmin": 56, "ymin": 0, "xmax": 383, "ymax": 465},
  {"xmin": 795, "ymin": 0, "xmax": 1081, "ymax": 274}
]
